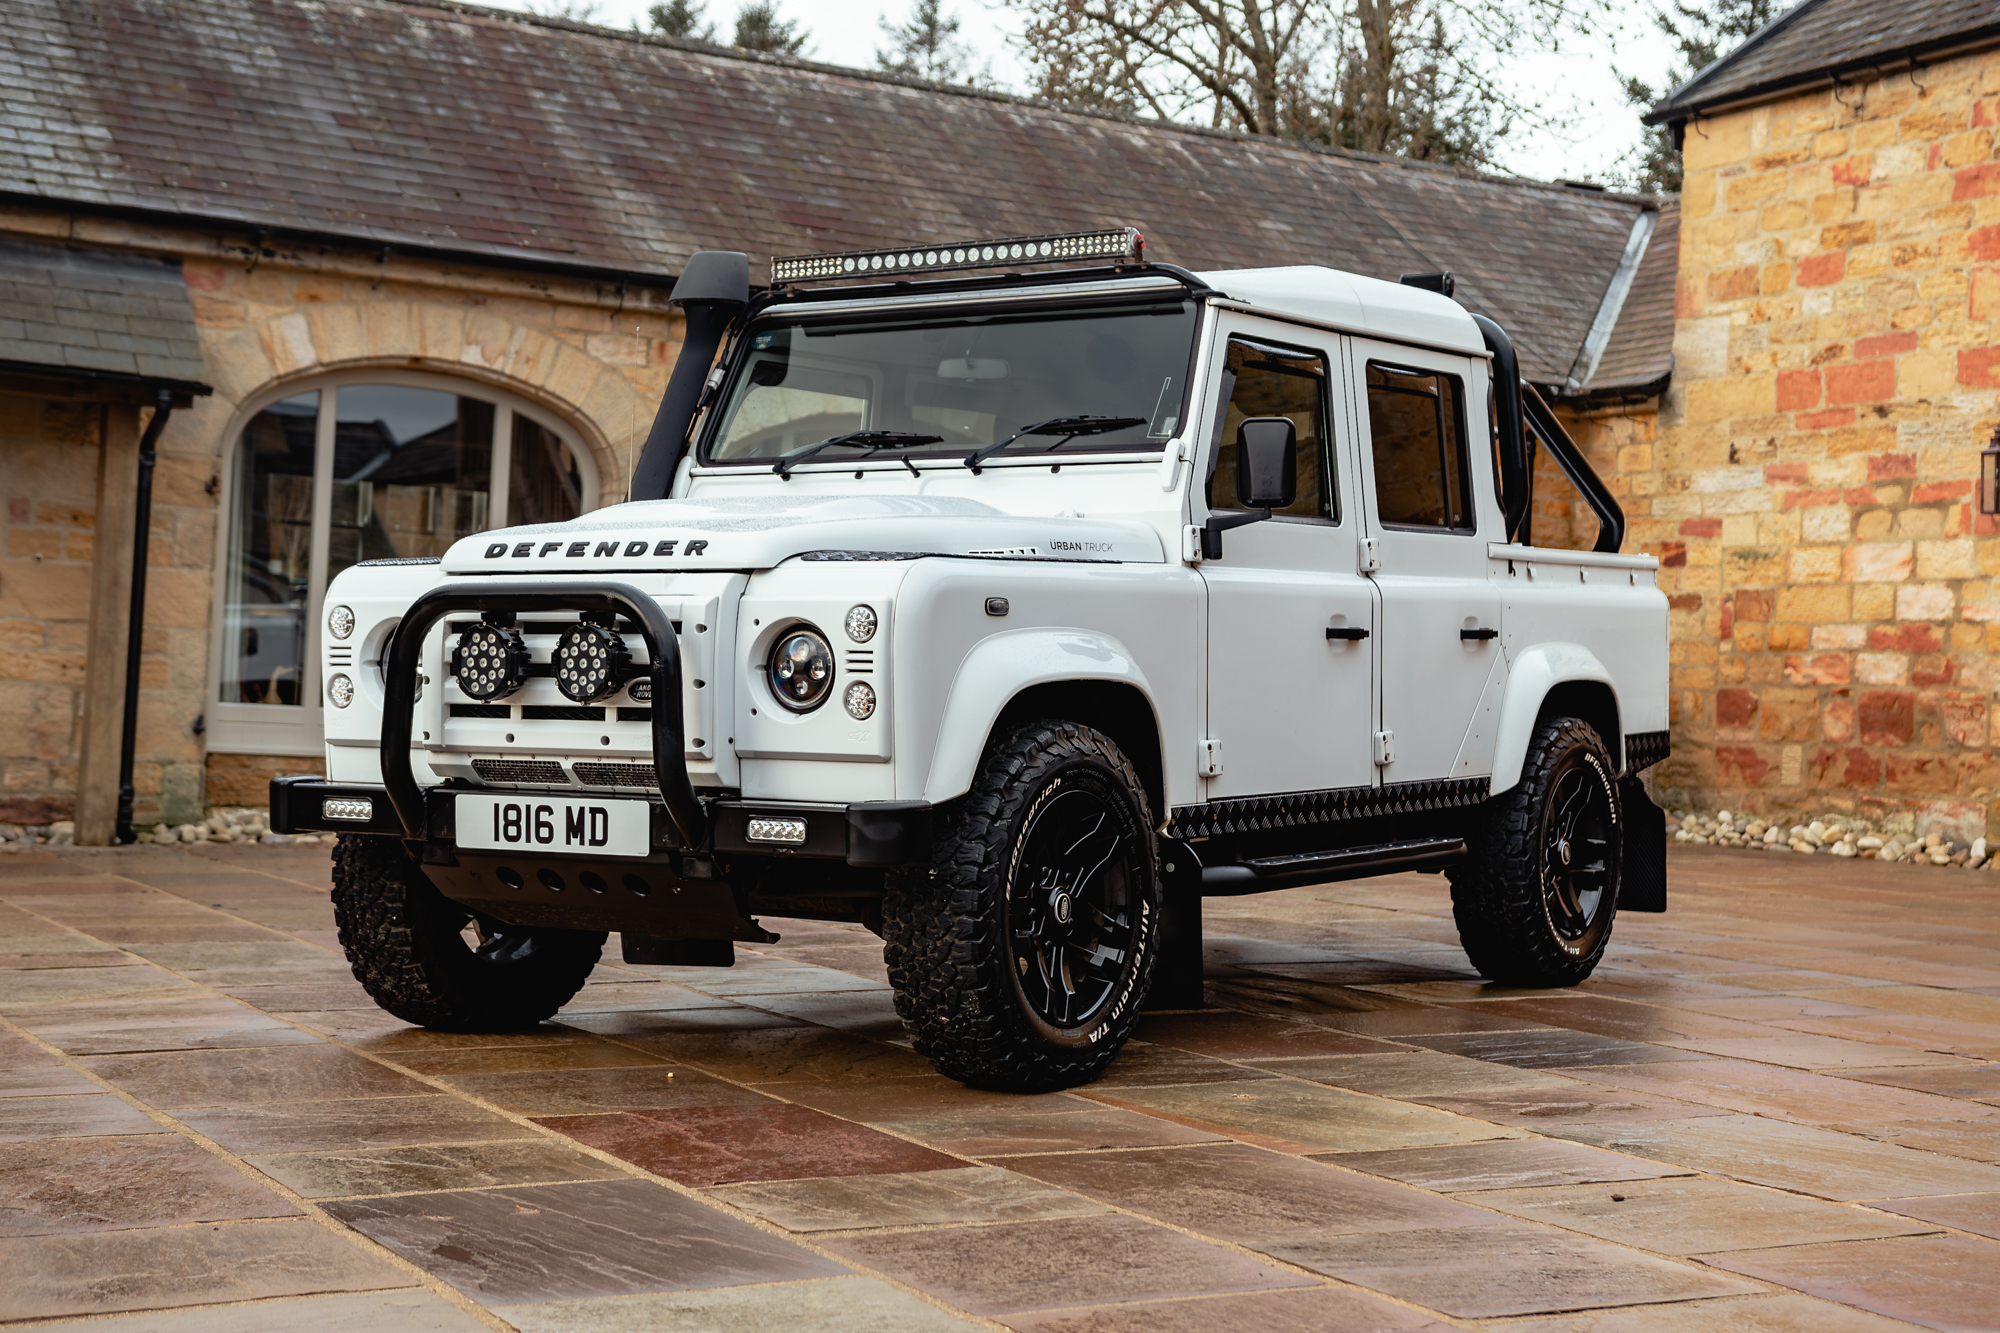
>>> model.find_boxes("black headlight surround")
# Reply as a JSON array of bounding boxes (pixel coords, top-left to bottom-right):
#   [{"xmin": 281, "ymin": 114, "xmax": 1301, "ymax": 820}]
[
  {"xmin": 450, "ymin": 622, "xmax": 529, "ymax": 701},
  {"xmin": 553, "ymin": 620, "xmax": 633, "ymax": 704},
  {"xmin": 769, "ymin": 625, "xmax": 836, "ymax": 713}
]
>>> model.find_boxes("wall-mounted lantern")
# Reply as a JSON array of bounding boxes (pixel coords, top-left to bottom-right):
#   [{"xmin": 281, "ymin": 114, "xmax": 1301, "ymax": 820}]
[{"xmin": 1984, "ymin": 427, "xmax": 2000, "ymax": 516}]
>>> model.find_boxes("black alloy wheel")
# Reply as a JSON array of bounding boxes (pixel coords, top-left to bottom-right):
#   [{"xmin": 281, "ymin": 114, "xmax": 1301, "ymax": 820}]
[
  {"xmin": 1448, "ymin": 716, "xmax": 1623, "ymax": 986},
  {"xmin": 883, "ymin": 718, "xmax": 1161, "ymax": 1092},
  {"xmin": 1006, "ymin": 775, "xmax": 1142, "ymax": 1037}
]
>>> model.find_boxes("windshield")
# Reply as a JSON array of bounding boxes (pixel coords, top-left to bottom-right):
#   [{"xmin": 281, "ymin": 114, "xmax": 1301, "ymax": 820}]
[{"xmin": 703, "ymin": 300, "xmax": 1199, "ymax": 465}]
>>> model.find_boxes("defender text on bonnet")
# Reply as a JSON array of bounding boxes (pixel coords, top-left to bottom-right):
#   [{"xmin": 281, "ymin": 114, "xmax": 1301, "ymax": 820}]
[{"xmin": 274, "ymin": 228, "xmax": 1669, "ymax": 1093}]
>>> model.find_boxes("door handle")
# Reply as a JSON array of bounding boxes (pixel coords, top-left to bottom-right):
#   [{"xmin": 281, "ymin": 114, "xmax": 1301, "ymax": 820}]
[
  {"xmin": 1460, "ymin": 627, "xmax": 1498, "ymax": 640},
  {"xmin": 1326, "ymin": 626, "xmax": 1369, "ymax": 641}
]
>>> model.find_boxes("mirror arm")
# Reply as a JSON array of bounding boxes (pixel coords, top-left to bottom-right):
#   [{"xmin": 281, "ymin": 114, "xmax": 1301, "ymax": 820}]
[{"xmin": 1199, "ymin": 507, "xmax": 1272, "ymax": 559}]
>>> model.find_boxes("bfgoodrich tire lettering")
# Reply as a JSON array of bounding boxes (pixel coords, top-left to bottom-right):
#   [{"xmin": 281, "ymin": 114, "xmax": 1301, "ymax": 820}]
[
  {"xmin": 331, "ymin": 833, "xmax": 604, "ymax": 1030},
  {"xmin": 883, "ymin": 719, "xmax": 1160, "ymax": 1092},
  {"xmin": 1448, "ymin": 716, "xmax": 1622, "ymax": 987}
]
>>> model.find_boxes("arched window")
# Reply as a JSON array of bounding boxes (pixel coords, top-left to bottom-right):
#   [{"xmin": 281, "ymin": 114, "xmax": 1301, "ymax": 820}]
[{"xmin": 208, "ymin": 370, "xmax": 600, "ymax": 756}]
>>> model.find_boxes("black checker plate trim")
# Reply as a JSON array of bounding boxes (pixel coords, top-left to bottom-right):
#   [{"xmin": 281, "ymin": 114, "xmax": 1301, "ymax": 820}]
[
  {"xmin": 1624, "ymin": 729, "xmax": 1670, "ymax": 774},
  {"xmin": 1166, "ymin": 776, "xmax": 1488, "ymax": 841}
]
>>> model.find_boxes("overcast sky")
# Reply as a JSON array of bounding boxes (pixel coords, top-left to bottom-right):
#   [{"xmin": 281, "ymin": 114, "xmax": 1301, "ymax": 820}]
[{"xmin": 487, "ymin": 0, "xmax": 1678, "ymax": 186}]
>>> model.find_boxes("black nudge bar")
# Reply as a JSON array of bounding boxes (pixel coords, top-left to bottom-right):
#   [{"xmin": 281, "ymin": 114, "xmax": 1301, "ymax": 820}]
[{"xmin": 380, "ymin": 581, "xmax": 709, "ymax": 850}]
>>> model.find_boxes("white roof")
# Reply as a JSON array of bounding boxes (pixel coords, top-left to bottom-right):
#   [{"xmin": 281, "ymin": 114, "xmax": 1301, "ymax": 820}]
[{"xmin": 1196, "ymin": 265, "xmax": 1487, "ymax": 356}]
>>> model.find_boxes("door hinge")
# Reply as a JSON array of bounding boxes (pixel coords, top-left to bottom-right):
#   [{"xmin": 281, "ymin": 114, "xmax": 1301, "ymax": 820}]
[
  {"xmin": 1359, "ymin": 537, "xmax": 1380, "ymax": 573},
  {"xmin": 1183, "ymin": 524, "xmax": 1205, "ymax": 563},
  {"xmin": 1374, "ymin": 729, "xmax": 1395, "ymax": 766},
  {"xmin": 1198, "ymin": 738, "xmax": 1224, "ymax": 777}
]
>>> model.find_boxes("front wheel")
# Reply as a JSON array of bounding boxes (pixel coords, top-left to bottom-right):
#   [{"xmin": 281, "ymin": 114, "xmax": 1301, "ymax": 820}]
[
  {"xmin": 331, "ymin": 834, "xmax": 605, "ymax": 1030},
  {"xmin": 883, "ymin": 719, "xmax": 1160, "ymax": 1092},
  {"xmin": 1449, "ymin": 716, "xmax": 1622, "ymax": 986}
]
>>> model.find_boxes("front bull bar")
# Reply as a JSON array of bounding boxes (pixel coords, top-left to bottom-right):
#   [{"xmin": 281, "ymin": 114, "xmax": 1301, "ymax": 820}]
[{"xmin": 380, "ymin": 581, "xmax": 710, "ymax": 851}]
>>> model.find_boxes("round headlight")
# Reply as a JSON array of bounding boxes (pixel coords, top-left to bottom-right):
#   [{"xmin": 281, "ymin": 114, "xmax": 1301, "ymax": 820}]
[
  {"xmin": 843, "ymin": 680, "xmax": 876, "ymax": 720},
  {"xmin": 327, "ymin": 672, "xmax": 354, "ymax": 708},
  {"xmin": 327, "ymin": 604, "xmax": 355, "ymax": 641},
  {"xmin": 769, "ymin": 627, "xmax": 834, "ymax": 712},
  {"xmin": 450, "ymin": 623, "xmax": 528, "ymax": 701},
  {"xmin": 553, "ymin": 621, "xmax": 631, "ymax": 703},
  {"xmin": 844, "ymin": 605, "xmax": 878, "ymax": 643}
]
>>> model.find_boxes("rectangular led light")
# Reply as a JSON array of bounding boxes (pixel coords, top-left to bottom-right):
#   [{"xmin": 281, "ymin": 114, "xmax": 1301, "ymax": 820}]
[
  {"xmin": 772, "ymin": 227, "xmax": 1143, "ymax": 284},
  {"xmin": 322, "ymin": 797, "xmax": 374, "ymax": 822},
  {"xmin": 746, "ymin": 816, "xmax": 809, "ymax": 845}
]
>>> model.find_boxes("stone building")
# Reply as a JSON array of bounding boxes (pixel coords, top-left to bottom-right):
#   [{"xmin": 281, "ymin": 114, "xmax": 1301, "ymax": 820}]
[
  {"xmin": 1642, "ymin": 0, "xmax": 2000, "ymax": 835},
  {"xmin": 2, "ymin": 0, "xmax": 1675, "ymax": 840}
]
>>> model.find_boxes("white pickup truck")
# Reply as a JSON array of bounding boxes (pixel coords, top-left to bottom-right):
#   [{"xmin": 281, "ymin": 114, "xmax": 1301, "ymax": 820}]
[{"xmin": 273, "ymin": 228, "xmax": 1669, "ymax": 1093}]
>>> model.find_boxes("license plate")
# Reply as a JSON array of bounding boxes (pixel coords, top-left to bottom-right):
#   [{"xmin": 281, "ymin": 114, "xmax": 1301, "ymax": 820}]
[{"xmin": 457, "ymin": 795, "xmax": 650, "ymax": 858}]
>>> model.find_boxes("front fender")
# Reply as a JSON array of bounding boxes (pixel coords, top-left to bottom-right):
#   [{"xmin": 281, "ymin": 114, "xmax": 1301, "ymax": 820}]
[
  {"xmin": 923, "ymin": 628, "xmax": 1159, "ymax": 805},
  {"xmin": 1490, "ymin": 642, "xmax": 1620, "ymax": 796}
]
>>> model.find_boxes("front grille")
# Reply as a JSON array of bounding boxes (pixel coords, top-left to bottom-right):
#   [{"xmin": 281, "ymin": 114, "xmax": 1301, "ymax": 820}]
[
  {"xmin": 615, "ymin": 707, "xmax": 653, "ymax": 722},
  {"xmin": 471, "ymin": 759, "xmax": 569, "ymax": 785},
  {"xmin": 523, "ymin": 705, "xmax": 606, "ymax": 721},
  {"xmin": 450, "ymin": 704, "xmax": 510, "ymax": 719},
  {"xmin": 572, "ymin": 762, "xmax": 658, "ymax": 788}
]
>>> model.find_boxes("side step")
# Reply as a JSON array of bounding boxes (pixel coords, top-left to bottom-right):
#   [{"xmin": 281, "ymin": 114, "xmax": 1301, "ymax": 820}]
[{"xmin": 1200, "ymin": 837, "xmax": 1467, "ymax": 896}]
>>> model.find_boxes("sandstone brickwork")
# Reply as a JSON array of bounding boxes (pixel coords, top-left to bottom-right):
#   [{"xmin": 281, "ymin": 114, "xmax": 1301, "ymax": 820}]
[{"xmin": 1634, "ymin": 48, "xmax": 2000, "ymax": 831}]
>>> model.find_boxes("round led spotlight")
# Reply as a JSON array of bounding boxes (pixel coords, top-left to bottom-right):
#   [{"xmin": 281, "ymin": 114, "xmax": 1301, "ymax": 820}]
[
  {"xmin": 553, "ymin": 621, "xmax": 631, "ymax": 704},
  {"xmin": 450, "ymin": 623, "xmax": 528, "ymax": 702},
  {"xmin": 770, "ymin": 627, "xmax": 835, "ymax": 713},
  {"xmin": 844, "ymin": 604, "xmax": 877, "ymax": 643},
  {"xmin": 327, "ymin": 672, "xmax": 354, "ymax": 709},
  {"xmin": 327, "ymin": 604, "xmax": 355, "ymax": 641},
  {"xmin": 843, "ymin": 680, "xmax": 876, "ymax": 720}
]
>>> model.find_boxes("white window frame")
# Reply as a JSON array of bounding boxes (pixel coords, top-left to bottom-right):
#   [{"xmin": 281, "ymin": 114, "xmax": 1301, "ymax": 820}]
[{"xmin": 207, "ymin": 369, "xmax": 601, "ymax": 757}]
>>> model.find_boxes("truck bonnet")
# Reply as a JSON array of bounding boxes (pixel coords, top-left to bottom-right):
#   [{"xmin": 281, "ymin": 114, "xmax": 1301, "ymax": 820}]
[{"xmin": 439, "ymin": 494, "xmax": 1165, "ymax": 573}]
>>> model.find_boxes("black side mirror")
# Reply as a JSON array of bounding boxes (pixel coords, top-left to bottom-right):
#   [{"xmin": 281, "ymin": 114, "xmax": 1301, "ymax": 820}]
[{"xmin": 1234, "ymin": 416, "xmax": 1297, "ymax": 509}]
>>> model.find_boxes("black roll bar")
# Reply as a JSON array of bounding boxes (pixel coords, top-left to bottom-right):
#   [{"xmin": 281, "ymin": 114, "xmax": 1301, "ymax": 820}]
[
  {"xmin": 1471, "ymin": 314, "xmax": 1530, "ymax": 544},
  {"xmin": 379, "ymin": 582, "xmax": 709, "ymax": 850},
  {"xmin": 1522, "ymin": 384, "xmax": 1626, "ymax": 554}
]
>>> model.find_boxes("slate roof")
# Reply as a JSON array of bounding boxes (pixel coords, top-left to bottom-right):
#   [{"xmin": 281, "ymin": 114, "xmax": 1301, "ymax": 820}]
[
  {"xmin": 0, "ymin": 236, "xmax": 210, "ymax": 389},
  {"xmin": 1648, "ymin": 0, "xmax": 2000, "ymax": 126},
  {"xmin": 0, "ymin": 0, "xmax": 1666, "ymax": 395}
]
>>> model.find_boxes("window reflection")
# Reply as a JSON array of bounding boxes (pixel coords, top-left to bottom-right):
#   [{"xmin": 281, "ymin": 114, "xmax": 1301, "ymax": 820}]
[
  {"xmin": 221, "ymin": 392, "xmax": 317, "ymax": 706},
  {"xmin": 509, "ymin": 415, "xmax": 585, "ymax": 527},
  {"xmin": 327, "ymin": 386, "xmax": 493, "ymax": 585}
]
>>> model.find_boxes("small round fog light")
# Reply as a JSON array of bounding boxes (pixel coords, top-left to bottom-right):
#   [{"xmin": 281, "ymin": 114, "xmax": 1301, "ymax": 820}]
[
  {"xmin": 843, "ymin": 680, "xmax": 876, "ymax": 720},
  {"xmin": 327, "ymin": 672, "xmax": 354, "ymax": 708},
  {"xmin": 844, "ymin": 605, "xmax": 877, "ymax": 642},
  {"xmin": 327, "ymin": 604, "xmax": 355, "ymax": 640}
]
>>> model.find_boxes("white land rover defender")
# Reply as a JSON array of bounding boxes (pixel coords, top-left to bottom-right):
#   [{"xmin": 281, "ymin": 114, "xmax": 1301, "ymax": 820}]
[{"xmin": 273, "ymin": 228, "xmax": 1670, "ymax": 1093}]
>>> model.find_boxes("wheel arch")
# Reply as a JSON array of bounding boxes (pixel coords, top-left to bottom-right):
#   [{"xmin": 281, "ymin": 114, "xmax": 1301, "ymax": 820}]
[
  {"xmin": 921, "ymin": 628, "xmax": 1165, "ymax": 818},
  {"xmin": 1490, "ymin": 642, "xmax": 1623, "ymax": 796}
]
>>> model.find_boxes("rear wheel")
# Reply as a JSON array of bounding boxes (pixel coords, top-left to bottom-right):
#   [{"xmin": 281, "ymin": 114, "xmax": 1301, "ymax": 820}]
[
  {"xmin": 883, "ymin": 719, "xmax": 1160, "ymax": 1092},
  {"xmin": 331, "ymin": 834, "xmax": 604, "ymax": 1030},
  {"xmin": 1449, "ymin": 716, "xmax": 1621, "ymax": 986}
]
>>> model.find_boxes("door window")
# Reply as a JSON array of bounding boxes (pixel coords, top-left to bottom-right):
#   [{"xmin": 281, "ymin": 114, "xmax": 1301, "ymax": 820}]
[
  {"xmin": 1367, "ymin": 363, "xmax": 1473, "ymax": 531},
  {"xmin": 1207, "ymin": 338, "xmax": 1335, "ymax": 521},
  {"xmin": 211, "ymin": 375, "xmax": 598, "ymax": 754}
]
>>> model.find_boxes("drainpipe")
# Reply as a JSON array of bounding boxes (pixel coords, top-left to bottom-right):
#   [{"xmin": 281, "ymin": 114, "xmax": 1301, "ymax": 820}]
[{"xmin": 114, "ymin": 389, "xmax": 174, "ymax": 845}]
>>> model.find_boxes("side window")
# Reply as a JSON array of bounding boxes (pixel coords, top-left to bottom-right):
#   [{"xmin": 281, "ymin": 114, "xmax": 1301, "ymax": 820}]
[
  {"xmin": 1207, "ymin": 338, "xmax": 1335, "ymax": 521},
  {"xmin": 1367, "ymin": 363, "xmax": 1473, "ymax": 531}
]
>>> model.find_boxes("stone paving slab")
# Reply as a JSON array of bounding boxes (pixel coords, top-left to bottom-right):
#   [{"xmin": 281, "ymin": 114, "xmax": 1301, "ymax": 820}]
[{"xmin": 2, "ymin": 841, "xmax": 1998, "ymax": 1330}]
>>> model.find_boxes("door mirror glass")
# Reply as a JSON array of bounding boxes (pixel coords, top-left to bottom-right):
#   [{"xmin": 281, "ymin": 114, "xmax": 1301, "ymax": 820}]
[{"xmin": 1234, "ymin": 417, "xmax": 1297, "ymax": 510}]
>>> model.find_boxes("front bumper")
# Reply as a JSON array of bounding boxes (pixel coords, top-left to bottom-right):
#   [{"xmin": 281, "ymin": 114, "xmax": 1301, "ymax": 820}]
[{"xmin": 269, "ymin": 777, "xmax": 931, "ymax": 868}]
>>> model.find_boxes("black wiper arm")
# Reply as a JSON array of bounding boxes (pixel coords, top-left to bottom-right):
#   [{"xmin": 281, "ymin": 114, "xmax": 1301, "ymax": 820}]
[
  {"xmin": 774, "ymin": 430, "xmax": 944, "ymax": 478},
  {"xmin": 963, "ymin": 416, "xmax": 1148, "ymax": 469}
]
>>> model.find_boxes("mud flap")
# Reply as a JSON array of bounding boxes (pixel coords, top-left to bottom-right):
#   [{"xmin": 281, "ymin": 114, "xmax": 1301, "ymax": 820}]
[{"xmin": 1619, "ymin": 776, "xmax": 1667, "ymax": 912}]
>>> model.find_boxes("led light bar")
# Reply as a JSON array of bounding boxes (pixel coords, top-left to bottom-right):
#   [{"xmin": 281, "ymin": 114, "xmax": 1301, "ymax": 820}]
[{"xmin": 771, "ymin": 227, "xmax": 1144, "ymax": 284}]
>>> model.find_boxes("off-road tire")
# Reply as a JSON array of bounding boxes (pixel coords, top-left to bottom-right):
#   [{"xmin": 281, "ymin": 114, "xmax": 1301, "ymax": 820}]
[
  {"xmin": 1449, "ymin": 716, "xmax": 1622, "ymax": 987},
  {"xmin": 331, "ymin": 833, "xmax": 604, "ymax": 1030},
  {"xmin": 883, "ymin": 719, "xmax": 1160, "ymax": 1092}
]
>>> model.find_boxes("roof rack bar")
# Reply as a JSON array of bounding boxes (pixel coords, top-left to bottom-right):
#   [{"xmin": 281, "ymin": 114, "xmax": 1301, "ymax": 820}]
[{"xmin": 773, "ymin": 227, "xmax": 1143, "ymax": 284}]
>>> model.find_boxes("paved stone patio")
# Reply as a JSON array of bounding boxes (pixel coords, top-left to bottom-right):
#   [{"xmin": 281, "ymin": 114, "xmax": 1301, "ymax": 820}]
[{"xmin": 1, "ymin": 842, "xmax": 1996, "ymax": 1331}]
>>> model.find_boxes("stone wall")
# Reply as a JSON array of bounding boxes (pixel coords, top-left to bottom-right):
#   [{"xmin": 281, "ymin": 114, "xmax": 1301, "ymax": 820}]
[
  {"xmin": 1635, "ymin": 46, "xmax": 2000, "ymax": 829},
  {"xmin": 0, "ymin": 207, "xmax": 685, "ymax": 827}
]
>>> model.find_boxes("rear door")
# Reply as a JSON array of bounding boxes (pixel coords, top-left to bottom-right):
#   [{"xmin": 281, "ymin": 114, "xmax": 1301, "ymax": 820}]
[
  {"xmin": 1198, "ymin": 318, "xmax": 1377, "ymax": 801},
  {"xmin": 1347, "ymin": 340, "xmax": 1504, "ymax": 784}
]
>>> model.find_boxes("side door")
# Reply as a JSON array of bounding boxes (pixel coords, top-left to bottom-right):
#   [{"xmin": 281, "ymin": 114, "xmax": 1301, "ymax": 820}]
[
  {"xmin": 1198, "ymin": 321, "xmax": 1377, "ymax": 800},
  {"xmin": 1347, "ymin": 341, "xmax": 1504, "ymax": 784}
]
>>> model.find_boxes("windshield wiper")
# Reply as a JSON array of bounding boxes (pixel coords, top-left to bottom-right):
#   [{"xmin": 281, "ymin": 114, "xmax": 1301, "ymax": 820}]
[
  {"xmin": 963, "ymin": 416, "xmax": 1148, "ymax": 470},
  {"xmin": 774, "ymin": 431, "xmax": 944, "ymax": 479}
]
